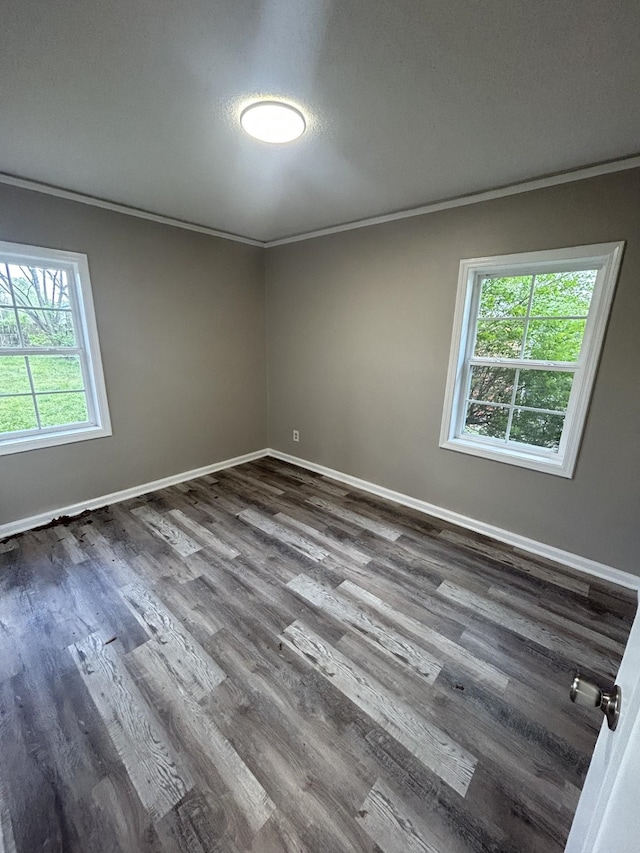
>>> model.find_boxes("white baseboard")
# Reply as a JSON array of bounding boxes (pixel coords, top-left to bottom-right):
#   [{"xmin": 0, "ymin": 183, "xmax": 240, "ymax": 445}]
[
  {"xmin": 268, "ymin": 449, "xmax": 640, "ymax": 592},
  {"xmin": 0, "ymin": 448, "xmax": 269, "ymax": 540},
  {"xmin": 3, "ymin": 444, "xmax": 639, "ymax": 593}
]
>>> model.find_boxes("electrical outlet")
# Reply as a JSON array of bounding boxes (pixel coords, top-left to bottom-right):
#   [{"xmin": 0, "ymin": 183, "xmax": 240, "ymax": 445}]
[{"xmin": 293, "ymin": 429, "xmax": 300, "ymax": 442}]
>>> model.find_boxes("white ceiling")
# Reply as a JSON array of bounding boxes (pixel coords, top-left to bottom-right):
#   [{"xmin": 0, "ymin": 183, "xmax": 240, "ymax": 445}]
[{"xmin": 2, "ymin": 0, "xmax": 639, "ymax": 243}]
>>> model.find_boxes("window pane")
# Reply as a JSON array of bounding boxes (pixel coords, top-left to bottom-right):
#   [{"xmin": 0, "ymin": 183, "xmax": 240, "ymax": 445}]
[
  {"xmin": 469, "ymin": 366, "xmax": 515, "ymax": 405},
  {"xmin": 463, "ymin": 403, "xmax": 509, "ymax": 440},
  {"xmin": 479, "ymin": 276, "xmax": 532, "ymax": 318},
  {"xmin": 0, "ymin": 356, "xmax": 31, "ymax": 394},
  {"xmin": 0, "ymin": 265, "xmax": 12, "ymax": 306},
  {"xmin": 0, "ymin": 308, "xmax": 20, "ymax": 347},
  {"xmin": 523, "ymin": 319, "xmax": 586, "ymax": 361},
  {"xmin": 7, "ymin": 264, "xmax": 71, "ymax": 310},
  {"xmin": 0, "ymin": 395, "xmax": 38, "ymax": 433},
  {"xmin": 28, "ymin": 355, "xmax": 84, "ymax": 393},
  {"xmin": 36, "ymin": 392, "xmax": 88, "ymax": 427},
  {"xmin": 17, "ymin": 309, "xmax": 76, "ymax": 348},
  {"xmin": 510, "ymin": 409, "xmax": 564, "ymax": 450},
  {"xmin": 515, "ymin": 370, "xmax": 573, "ymax": 412},
  {"xmin": 530, "ymin": 270, "xmax": 596, "ymax": 317},
  {"xmin": 474, "ymin": 319, "xmax": 525, "ymax": 357}
]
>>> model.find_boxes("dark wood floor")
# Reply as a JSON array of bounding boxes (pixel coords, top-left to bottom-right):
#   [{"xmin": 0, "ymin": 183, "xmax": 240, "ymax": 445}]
[{"xmin": 0, "ymin": 458, "xmax": 635, "ymax": 853}]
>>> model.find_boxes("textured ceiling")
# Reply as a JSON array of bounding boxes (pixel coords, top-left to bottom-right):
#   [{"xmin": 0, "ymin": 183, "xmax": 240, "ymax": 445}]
[{"xmin": 2, "ymin": 0, "xmax": 639, "ymax": 242}]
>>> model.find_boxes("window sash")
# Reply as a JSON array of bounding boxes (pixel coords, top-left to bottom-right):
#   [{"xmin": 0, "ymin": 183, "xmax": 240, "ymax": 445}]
[
  {"xmin": 0, "ymin": 264, "xmax": 97, "ymax": 434},
  {"xmin": 467, "ymin": 357, "xmax": 576, "ymax": 370},
  {"xmin": 455, "ymin": 272, "xmax": 585, "ymax": 451},
  {"xmin": 0, "ymin": 346, "xmax": 83, "ymax": 355},
  {"xmin": 463, "ymin": 400, "xmax": 568, "ymax": 418},
  {"xmin": 476, "ymin": 314, "xmax": 588, "ymax": 322}
]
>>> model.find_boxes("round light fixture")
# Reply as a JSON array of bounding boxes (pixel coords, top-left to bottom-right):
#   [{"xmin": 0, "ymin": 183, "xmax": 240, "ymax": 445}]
[{"xmin": 240, "ymin": 101, "xmax": 306, "ymax": 144}]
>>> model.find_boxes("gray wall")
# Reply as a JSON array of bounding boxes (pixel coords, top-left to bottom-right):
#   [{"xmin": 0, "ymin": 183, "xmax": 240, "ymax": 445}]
[
  {"xmin": 266, "ymin": 168, "xmax": 640, "ymax": 574},
  {"xmin": 0, "ymin": 184, "xmax": 266, "ymax": 526},
  {"xmin": 3, "ymin": 169, "xmax": 639, "ymax": 574}
]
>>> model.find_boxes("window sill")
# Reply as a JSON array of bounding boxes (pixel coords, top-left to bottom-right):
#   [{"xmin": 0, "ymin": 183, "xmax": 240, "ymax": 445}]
[
  {"xmin": 0, "ymin": 424, "xmax": 112, "ymax": 457},
  {"xmin": 439, "ymin": 436, "xmax": 574, "ymax": 478}
]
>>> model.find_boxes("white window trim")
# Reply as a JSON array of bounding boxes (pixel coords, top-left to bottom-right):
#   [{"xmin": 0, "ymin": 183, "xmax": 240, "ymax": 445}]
[
  {"xmin": 0, "ymin": 240, "xmax": 111, "ymax": 456},
  {"xmin": 439, "ymin": 242, "xmax": 624, "ymax": 478}
]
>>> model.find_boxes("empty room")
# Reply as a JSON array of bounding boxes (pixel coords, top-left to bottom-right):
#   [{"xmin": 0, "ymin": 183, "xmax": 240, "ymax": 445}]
[{"xmin": 1, "ymin": 1, "xmax": 639, "ymax": 851}]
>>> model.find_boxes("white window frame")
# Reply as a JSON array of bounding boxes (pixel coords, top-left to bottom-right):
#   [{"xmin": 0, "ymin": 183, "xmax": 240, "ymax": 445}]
[
  {"xmin": 440, "ymin": 242, "xmax": 624, "ymax": 478},
  {"xmin": 0, "ymin": 240, "xmax": 111, "ymax": 456}
]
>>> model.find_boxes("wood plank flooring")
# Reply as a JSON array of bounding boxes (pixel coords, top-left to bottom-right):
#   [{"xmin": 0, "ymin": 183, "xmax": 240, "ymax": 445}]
[{"xmin": 0, "ymin": 457, "xmax": 636, "ymax": 853}]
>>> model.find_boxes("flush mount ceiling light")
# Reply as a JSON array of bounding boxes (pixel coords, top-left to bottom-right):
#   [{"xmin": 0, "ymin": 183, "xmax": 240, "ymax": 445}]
[{"xmin": 240, "ymin": 101, "xmax": 306, "ymax": 144}]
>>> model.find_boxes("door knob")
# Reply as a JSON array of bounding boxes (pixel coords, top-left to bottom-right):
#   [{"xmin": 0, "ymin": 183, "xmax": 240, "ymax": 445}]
[{"xmin": 570, "ymin": 674, "xmax": 621, "ymax": 731}]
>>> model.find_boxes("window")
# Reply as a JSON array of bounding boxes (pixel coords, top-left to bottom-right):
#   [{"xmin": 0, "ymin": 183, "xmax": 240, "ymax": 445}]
[
  {"xmin": 0, "ymin": 241, "xmax": 111, "ymax": 455},
  {"xmin": 440, "ymin": 242, "xmax": 624, "ymax": 477}
]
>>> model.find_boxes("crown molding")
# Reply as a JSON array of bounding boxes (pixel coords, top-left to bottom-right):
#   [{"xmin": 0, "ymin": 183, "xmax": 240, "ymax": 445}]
[
  {"xmin": 1, "ymin": 154, "xmax": 639, "ymax": 249},
  {"xmin": 265, "ymin": 154, "xmax": 640, "ymax": 247},
  {"xmin": 0, "ymin": 172, "xmax": 263, "ymax": 247}
]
